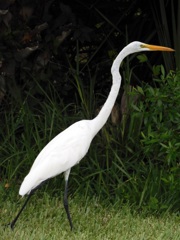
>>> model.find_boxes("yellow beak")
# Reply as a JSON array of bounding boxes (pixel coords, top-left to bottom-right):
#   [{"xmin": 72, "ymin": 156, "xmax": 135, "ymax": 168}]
[{"xmin": 141, "ymin": 44, "xmax": 174, "ymax": 52}]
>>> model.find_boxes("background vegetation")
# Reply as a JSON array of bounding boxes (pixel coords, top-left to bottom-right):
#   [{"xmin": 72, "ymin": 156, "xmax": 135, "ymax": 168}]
[{"xmin": 0, "ymin": 0, "xmax": 179, "ymax": 229}]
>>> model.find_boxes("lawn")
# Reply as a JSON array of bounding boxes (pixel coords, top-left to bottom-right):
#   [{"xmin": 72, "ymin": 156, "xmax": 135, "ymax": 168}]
[{"xmin": 1, "ymin": 192, "xmax": 179, "ymax": 240}]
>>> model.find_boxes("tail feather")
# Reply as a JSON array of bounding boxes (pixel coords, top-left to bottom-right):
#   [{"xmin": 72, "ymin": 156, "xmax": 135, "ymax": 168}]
[{"xmin": 19, "ymin": 173, "xmax": 44, "ymax": 196}]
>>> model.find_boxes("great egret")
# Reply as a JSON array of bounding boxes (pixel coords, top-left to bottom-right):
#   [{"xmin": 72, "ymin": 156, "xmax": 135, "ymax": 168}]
[{"xmin": 8, "ymin": 41, "xmax": 174, "ymax": 230}]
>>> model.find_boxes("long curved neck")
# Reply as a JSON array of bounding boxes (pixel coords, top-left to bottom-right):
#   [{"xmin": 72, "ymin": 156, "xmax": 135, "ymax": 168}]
[{"xmin": 91, "ymin": 48, "xmax": 128, "ymax": 137}]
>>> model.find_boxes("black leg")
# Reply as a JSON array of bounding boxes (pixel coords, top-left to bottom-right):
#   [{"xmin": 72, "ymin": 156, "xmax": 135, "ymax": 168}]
[
  {"xmin": 63, "ymin": 180, "xmax": 73, "ymax": 230},
  {"xmin": 7, "ymin": 194, "xmax": 32, "ymax": 230},
  {"xmin": 6, "ymin": 180, "xmax": 48, "ymax": 230}
]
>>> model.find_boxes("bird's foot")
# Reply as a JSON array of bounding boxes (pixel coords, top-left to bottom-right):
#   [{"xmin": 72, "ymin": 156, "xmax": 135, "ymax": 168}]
[{"xmin": 4, "ymin": 222, "xmax": 15, "ymax": 230}]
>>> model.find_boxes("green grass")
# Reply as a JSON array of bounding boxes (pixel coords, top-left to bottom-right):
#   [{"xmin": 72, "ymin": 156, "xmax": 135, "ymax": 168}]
[{"xmin": 1, "ymin": 191, "xmax": 179, "ymax": 240}]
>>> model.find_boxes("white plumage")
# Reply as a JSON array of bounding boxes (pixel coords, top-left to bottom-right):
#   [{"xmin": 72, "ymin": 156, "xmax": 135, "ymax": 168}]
[
  {"xmin": 19, "ymin": 120, "xmax": 94, "ymax": 196},
  {"xmin": 9, "ymin": 41, "xmax": 174, "ymax": 230}
]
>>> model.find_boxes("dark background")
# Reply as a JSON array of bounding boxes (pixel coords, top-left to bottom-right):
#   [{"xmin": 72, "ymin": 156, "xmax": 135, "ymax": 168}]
[{"xmin": 0, "ymin": 0, "xmax": 177, "ymax": 109}]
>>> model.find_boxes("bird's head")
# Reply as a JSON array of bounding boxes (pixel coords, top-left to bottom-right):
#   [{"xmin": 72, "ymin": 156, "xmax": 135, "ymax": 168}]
[
  {"xmin": 129, "ymin": 41, "xmax": 174, "ymax": 53},
  {"xmin": 111, "ymin": 41, "xmax": 174, "ymax": 74}
]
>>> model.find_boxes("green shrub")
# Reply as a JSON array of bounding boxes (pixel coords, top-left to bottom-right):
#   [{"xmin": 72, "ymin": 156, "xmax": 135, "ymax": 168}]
[
  {"xmin": 137, "ymin": 68, "xmax": 180, "ymax": 166},
  {"xmin": 128, "ymin": 67, "xmax": 180, "ymax": 211}
]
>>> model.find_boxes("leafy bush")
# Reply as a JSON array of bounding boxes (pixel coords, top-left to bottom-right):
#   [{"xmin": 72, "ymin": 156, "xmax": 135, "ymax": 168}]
[
  {"xmin": 137, "ymin": 67, "xmax": 180, "ymax": 166},
  {"xmin": 128, "ymin": 67, "xmax": 180, "ymax": 211}
]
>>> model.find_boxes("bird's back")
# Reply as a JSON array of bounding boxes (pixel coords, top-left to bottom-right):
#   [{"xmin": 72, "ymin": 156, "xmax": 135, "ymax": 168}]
[{"xmin": 19, "ymin": 120, "xmax": 94, "ymax": 196}]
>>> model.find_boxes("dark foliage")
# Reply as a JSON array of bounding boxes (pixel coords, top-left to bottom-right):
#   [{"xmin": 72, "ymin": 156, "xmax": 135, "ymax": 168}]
[{"xmin": 0, "ymin": 0, "xmax": 177, "ymax": 109}]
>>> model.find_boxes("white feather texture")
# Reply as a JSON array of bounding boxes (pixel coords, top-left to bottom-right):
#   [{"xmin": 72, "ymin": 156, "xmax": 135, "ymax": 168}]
[
  {"xmin": 19, "ymin": 120, "xmax": 93, "ymax": 196},
  {"xmin": 19, "ymin": 41, "xmax": 174, "ymax": 197},
  {"xmin": 7, "ymin": 41, "xmax": 173, "ymax": 230}
]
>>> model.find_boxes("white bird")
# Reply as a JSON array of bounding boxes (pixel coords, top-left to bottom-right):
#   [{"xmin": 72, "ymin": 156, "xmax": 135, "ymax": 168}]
[{"xmin": 8, "ymin": 41, "xmax": 174, "ymax": 230}]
